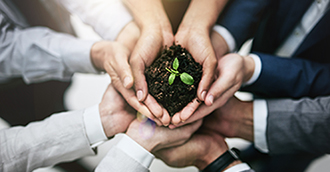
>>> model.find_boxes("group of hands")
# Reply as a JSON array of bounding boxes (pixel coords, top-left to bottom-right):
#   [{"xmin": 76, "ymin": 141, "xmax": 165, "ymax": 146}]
[{"xmin": 89, "ymin": 0, "xmax": 255, "ymax": 169}]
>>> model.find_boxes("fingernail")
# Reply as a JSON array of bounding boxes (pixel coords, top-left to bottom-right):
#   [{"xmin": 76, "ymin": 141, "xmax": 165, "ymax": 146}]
[
  {"xmin": 123, "ymin": 76, "xmax": 131, "ymax": 88},
  {"xmin": 201, "ymin": 91, "xmax": 207, "ymax": 100},
  {"xmin": 137, "ymin": 90, "xmax": 143, "ymax": 101},
  {"xmin": 208, "ymin": 95, "xmax": 214, "ymax": 105},
  {"xmin": 168, "ymin": 125, "xmax": 176, "ymax": 129}
]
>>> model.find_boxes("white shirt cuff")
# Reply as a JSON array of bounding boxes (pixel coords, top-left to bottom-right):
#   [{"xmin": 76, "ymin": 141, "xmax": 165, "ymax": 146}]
[
  {"xmin": 213, "ymin": 25, "xmax": 236, "ymax": 52},
  {"xmin": 116, "ymin": 134, "xmax": 155, "ymax": 168},
  {"xmin": 223, "ymin": 163, "xmax": 251, "ymax": 172},
  {"xmin": 253, "ymin": 99, "xmax": 269, "ymax": 153},
  {"xmin": 83, "ymin": 105, "xmax": 108, "ymax": 147},
  {"xmin": 243, "ymin": 53, "xmax": 262, "ymax": 86}
]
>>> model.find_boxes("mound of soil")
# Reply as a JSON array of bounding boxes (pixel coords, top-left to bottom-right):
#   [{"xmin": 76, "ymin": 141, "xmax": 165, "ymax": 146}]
[{"xmin": 145, "ymin": 45, "xmax": 203, "ymax": 116}]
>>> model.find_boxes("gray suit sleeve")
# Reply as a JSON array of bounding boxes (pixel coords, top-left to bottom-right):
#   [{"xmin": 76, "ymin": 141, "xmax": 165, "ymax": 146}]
[
  {"xmin": 0, "ymin": 110, "xmax": 95, "ymax": 172},
  {"xmin": 0, "ymin": 11, "xmax": 97, "ymax": 84},
  {"xmin": 266, "ymin": 96, "xmax": 330, "ymax": 155},
  {"xmin": 95, "ymin": 146, "xmax": 149, "ymax": 172}
]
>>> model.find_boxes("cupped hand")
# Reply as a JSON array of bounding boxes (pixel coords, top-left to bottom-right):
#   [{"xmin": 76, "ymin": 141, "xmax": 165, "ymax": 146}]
[
  {"xmin": 128, "ymin": 25, "xmax": 174, "ymax": 126},
  {"xmin": 170, "ymin": 28, "xmax": 217, "ymax": 125},
  {"xmin": 122, "ymin": 0, "xmax": 174, "ymax": 126},
  {"xmin": 170, "ymin": 53, "xmax": 249, "ymax": 126},
  {"xmin": 98, "ymin": 84, "xmax": 136, "ymax": 138},
  {"xmin": 154, "ymin": 128, "xmax": 228, "ymax": 170},
  {"xmin": 126, "ymin": 118, "xmax": 202, "ymax": 152}
]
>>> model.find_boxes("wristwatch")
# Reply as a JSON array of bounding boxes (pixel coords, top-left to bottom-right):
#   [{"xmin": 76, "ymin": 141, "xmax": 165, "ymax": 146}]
[{"xmin": 201, "ymin": 148, "xmax": 241, "ymax": 172}]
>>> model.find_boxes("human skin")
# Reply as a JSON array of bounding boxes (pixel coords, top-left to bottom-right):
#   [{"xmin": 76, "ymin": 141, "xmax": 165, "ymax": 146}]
[
  {"xmin": 90, "ymin": 21, "xmax": 169, "ymax": 126},
  {"xmin": 126, "ymin": 118, "xmax": 203, "ymax": 152},
  {"xmin": 171, "ymin": 52, "xmax": 255, "ymax": 126},
  {"xmin": 98, "ymin": 84, "xmax": 136, "ymax": 138},
  {"xmin": 171, "ymin": 0, "xmax": 229, "ymax": 124},
  {"xmin": 121, "ymin": 0, "xmax": 174, "ymax": 126},
  {"xmin": 154, "ymin": 126, "xmax": 243, "ymax": 170}
]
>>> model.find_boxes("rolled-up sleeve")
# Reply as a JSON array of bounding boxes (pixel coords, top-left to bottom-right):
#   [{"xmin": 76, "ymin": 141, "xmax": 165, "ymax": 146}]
[{"xmin": 0, "ymin": 13, "xmax": 98, "ymax": 84}]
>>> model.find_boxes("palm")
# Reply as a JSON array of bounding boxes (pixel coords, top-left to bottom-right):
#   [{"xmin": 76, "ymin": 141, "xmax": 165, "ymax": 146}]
[
  {"xmin": 99, "ymin": 85, "xmax": 136, "ymax": 137},
  {"xmin": 155, "ymin": 128, "xmax": 227, "ymax": 169}
]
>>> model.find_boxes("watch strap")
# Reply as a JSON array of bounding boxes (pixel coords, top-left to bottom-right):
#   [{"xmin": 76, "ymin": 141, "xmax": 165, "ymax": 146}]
[{"xmin": 202, "ymin": 148, "xmax": 240, "ymax": 172}]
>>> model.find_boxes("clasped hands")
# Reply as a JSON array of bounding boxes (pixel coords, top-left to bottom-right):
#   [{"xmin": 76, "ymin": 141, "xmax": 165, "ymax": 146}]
[{"xmin": 91, "ymin": 0, "xmax": 257, "ymax": 169}]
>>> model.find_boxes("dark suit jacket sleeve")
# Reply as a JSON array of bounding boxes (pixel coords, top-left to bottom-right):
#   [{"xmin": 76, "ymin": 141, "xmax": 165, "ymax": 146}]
[
  {"xmin": 217, "ymin": 0, "xmax": 270, "ymax": 48},
  {"xmin": 241, "ymin": 52, "xmax": 330, "ymax": 98},
  {"xmin": 265, "ymin": 96, "xmax": 330, "ymax": 155}
]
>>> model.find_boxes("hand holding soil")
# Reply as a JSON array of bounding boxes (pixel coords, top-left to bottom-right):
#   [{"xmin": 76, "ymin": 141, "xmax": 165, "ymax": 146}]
[{"xmin": 145, "ymin": 45, "xmax": 203, "ymax": 117}]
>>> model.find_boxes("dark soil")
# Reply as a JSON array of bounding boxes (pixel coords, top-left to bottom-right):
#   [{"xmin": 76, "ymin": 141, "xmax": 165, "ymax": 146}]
[{"xmin": 145, "ymin": 45, "xmax": 203, "ymax": 116}]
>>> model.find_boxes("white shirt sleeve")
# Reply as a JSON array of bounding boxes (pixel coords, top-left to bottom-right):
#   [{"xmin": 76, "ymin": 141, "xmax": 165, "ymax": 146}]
[
  {"xmin": 253, "ymin": 99, "xmax": 269, "ymax": 153},
  {"xmin": 83, "ymin": 105, "xmax": 108, "ymax": 147},
  {"xmin": 116, "ymin": 134, "xmax": 155, "ymax": 168},
  {"xmin": 0, "ymin": 21, "xmax": 99, "ymax": 84},
  {"xmin": 242, "ymin": 53, "xmax": 262, "ymax": 86},
  {"xmin": 213, "ymin": 25, "xmax": 236, "ymax": 52},
  {"xmin": 56, "ymin": 0, "xmax": 133, "ymax": 41},
  {"xmin": 223, "ymin": 163, "xmax": 252, "ymax": 172}
]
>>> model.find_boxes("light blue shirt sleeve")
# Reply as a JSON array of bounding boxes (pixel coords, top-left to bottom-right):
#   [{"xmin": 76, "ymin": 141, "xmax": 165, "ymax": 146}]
[{"xmin": 0, "ymin": 13, "xmax": 99, "ymax": 83}]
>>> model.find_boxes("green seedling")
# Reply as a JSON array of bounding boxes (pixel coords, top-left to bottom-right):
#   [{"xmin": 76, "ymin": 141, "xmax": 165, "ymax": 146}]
[{"xmin": 166, "ymin": 58, "xmax": 194, "ymax": 85}]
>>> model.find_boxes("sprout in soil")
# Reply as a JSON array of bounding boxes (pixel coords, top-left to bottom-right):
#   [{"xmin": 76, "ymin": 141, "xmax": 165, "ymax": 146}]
[{"xmin": 166, "ymin": 58, "xmax": 194, "ymax": 85}]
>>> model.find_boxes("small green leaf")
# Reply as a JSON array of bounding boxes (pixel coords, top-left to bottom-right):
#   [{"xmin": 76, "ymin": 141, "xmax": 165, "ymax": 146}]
[
  {"xmin": 180, "ymin": 72, "xmax": 194, "ymax": 85},
  {"xmin": 173, "ymin": 58, "xmax": 179, "ymax": 70},
  {"xmin": 169, "ymin": 73, "xmax": 176, "ymax": 85}
]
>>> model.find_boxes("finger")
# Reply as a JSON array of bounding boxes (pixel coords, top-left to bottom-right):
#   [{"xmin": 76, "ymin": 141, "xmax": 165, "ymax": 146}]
[
  {"xmin": 197, "ymin": 56, "xmax": 217, "ymax": 101},
  {"xmin": 172, "ymin": 102, "xmax": 217, "ymax": 128},
  {"xmin": 112, "ymin": 77, "xmax": 156, "ymax": 121},
  {"xmin": 205, "ymin": 73, "xmax": 241, "ymax": 106},
  {"xmin": 204, "ymin": 72, "xmax": 235, "ymax": 106},
  {"xmin": 105, "ymin": 53, "xmax": 134, "ymax": 89},
  {"xmin": 179, "ymin": 98, "xmax": 202, "ymax": 122},
  {"xmin": 144, "ymin": 94, "xmax": 164, "ymax": 121},
  {"xmin": 129, "ymin": 32, "xmax": 162, "ymax": 102},
  {"xmin": 170, "ymin": 113, "xmax": 182, "ymax": 126},
  {"xmin": 130, "ymin": 56, "xmax": 148, "ymax": 102},
  {"xmin": 161, "ymin": 109, "xmax": 171, "ymax": 126}
]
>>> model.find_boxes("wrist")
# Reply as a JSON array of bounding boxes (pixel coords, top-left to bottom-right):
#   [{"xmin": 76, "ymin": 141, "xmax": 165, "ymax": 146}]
[
  {"xmin": 235, "ymin": 101, "xmax": 254, "ymax": 141},
  {"xmin": 124, "ymin": 0, "xmax": 170, "ymax": 31},
  {"xmin": 90, "ymin": 41, "xmax": 106, "ymax": 71},
  {"xmin": 201, "ymin": 148, "xmax": 241, "ymax": 172},
  {"xmin": 223, "ymin": 160, "xmax": 244, "ymax": 171},
  {"xmin": 211, "ymin": 30, "xmax": 230, "ymax": 58},
  {"xmin": 127, "ymin": 132, "xmax": 157, "ymax": 152},
  {"xmin": 126, "ymin": 120, "xmax": 158, "ymax": 152},
  {"xmin": 242, "ymin": 55, "xmax": 255, "ymax": 83},
  {"xmin": 99, "ymin": 104, "xmax": 113, "ymax": 138},
  {"xmin": 195, "ymin": 148, "xmax": 226, "ymax": 170},
  {"xmin": 180, "ymin": 0, "xmax": 225, "ymax": 31}
]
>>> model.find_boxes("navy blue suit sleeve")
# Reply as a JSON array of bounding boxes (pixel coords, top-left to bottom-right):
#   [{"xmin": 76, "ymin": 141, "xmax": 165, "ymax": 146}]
[
  {"xmin": 217, "ymin": 0, "xmax": 271, "ymax": 48},
  {"xmin": 241, "ymin": 52, "xmax": 330, "ymax": 98}
]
